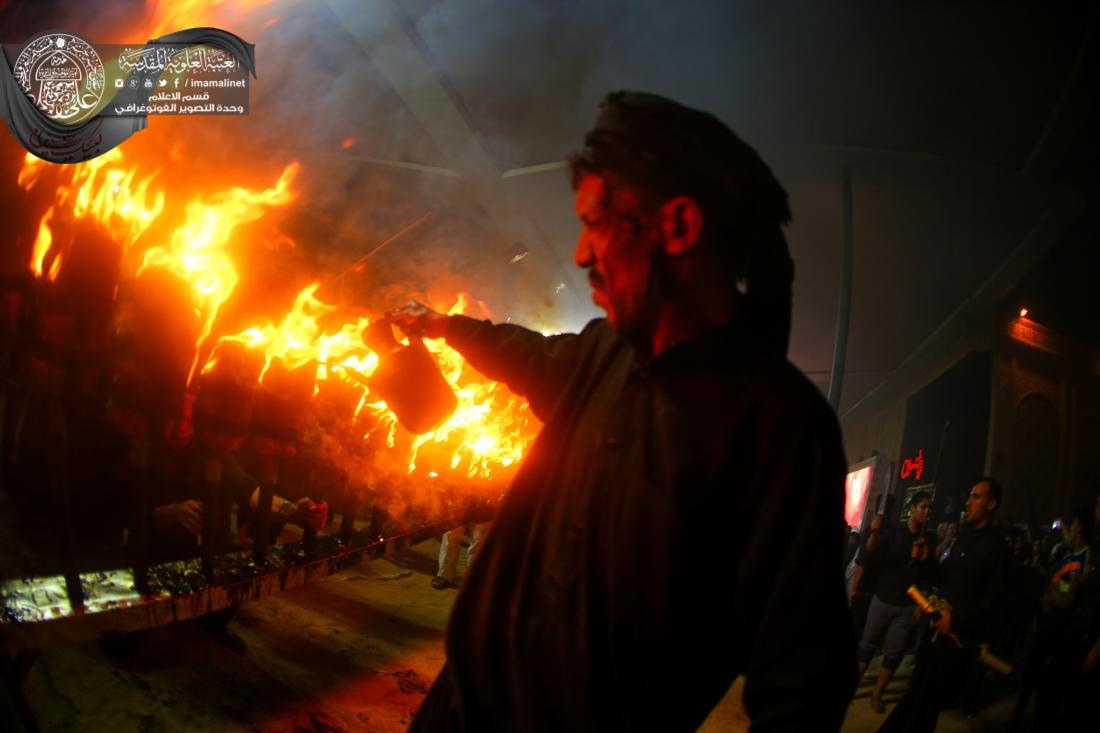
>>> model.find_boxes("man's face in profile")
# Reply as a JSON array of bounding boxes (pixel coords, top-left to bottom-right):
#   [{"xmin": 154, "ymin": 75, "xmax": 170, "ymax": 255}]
[
  {"xmin": 573, "ymin": 172, "xmax": 663, "ymax": 341},
  {"xmin": 964, "ymin": 481, "xmax": 997, "ymax": 527},
  {"xmin": 910, "ymin": 499, "xmax": 931, "ymax": 526}
]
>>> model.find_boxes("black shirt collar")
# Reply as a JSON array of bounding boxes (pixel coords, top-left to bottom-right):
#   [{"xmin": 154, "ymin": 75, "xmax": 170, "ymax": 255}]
[{"xmin": 631, "ymin": 317, "xmax": 764, "ymax": 375}]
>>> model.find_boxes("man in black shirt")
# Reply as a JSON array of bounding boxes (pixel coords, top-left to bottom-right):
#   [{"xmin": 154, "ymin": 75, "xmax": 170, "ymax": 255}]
[
  {"xmin": 393, "ymin": 91, "xmax": 855, "ymax": 732},
  {"xmin": 853, "ymin": 490, "xmax": 936, "ymax": 713},
  {"xmin": 878, "ymin": 477, "xmax": 1009, "ymax": 732}
]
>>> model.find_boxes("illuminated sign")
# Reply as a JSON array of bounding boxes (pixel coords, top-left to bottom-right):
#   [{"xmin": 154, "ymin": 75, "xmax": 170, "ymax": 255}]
[
  {"xmin": 900, "ymin": 448, "xmax": 925, "ymax": 481},
  {"xmin": 1008, "ymin": 318, "xmax": 1061, "ymax": 355},
  {"xmin": 845, "ymin": 465, "xmax": 873, "ymax": 529}
]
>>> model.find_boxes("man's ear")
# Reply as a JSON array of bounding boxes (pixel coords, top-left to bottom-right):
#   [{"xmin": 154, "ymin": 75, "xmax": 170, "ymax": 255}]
[{"xmin": 659, "ymin": 196, "xmax": 704, "ymax": 255}]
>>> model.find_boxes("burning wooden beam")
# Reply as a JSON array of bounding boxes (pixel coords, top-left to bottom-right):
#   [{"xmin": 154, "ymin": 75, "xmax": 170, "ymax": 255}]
[
  {"xmin": 249, "ymin": 358, "xmax": 316, "ymax": 563},
  {"xmin": 108, "ymin": 270, "xmax": 199, "ymax": 594},
  {"xmin": 191, "ymin": 341, "xmax": 260, "ymax": 580}
]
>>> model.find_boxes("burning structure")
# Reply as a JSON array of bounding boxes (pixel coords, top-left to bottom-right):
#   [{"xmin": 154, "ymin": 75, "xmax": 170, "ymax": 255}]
[
  {"xmin": 1, "ymin": 129, "xmax": 542, "ymax": 591},
  {"xmin": 0, "ymin": 7, "xmax": 552, "ymax": 728}
]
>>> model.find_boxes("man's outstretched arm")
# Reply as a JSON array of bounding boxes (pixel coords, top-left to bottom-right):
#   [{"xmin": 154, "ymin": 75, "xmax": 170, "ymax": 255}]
[{"xmin": 388, "ymin": 301, "xmax": 598, "ymax": 419}]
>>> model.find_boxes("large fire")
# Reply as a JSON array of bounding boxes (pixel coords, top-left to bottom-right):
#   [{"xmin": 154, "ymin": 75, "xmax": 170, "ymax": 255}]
[
  {"xmin": 216, "ymin": 287, "xmax": 537, "ymax": 482},
  {"xmin": 8, "ymin": 0, "xmax": 542, "ymax": 542},
  {"xmin": 20, "ymin": 150, "xmax": 166, "ymax": 283},
  {"xmin": 17, "ymin": 147, "xmax": 538, "ymax": 500},
  {"xmin": 19, "ymin": 150, "xmax": 165, "ymax": 249},
  {"xmin": 139, "ymin": 162, "xmax": 299, "ymax": 381}
]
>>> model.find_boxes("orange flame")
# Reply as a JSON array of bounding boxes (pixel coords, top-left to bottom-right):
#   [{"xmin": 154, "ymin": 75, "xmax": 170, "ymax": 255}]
[
  {"xmin": 70, "ymin": 158, "xmax": 165, "ymax": 248},
  {"xmin": 213, "ymin": 286, "xmax": 538, "ymax": 483},
  {"xmin": 409, "ymin": 295, "xmax": 535, "ymax": 479},
  {"xmin": 20, "ymin": 150, "xmax": 165, "ymax": 282},
  {"xmin": 139, "ymin": 162, "xmax": 300, "ymax": 381},
  {"xmin": 147, "ymin": 0, "xmax": 276, "ymax": 37},
  {"xmin": 223, "ymin": 282, "xmax": 377, "ymax": 383},
  {"xmin": 17, "ymin": 0, "xmax": 540, "ymax": 492},
  {"xmin": 17, "ymin": 152, "xmax": 46, "ymax": 189},
  {"xmin": 29, "ymin": 207, "xmax": 59, "ymax": 282}
]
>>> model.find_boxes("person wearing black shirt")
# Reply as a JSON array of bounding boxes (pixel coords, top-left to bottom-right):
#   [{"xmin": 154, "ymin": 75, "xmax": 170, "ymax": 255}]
[
  {"xmin": 392, "ymin": 91, "xmax": 855, "ymax": 732},
  {"xmin": 878, "ymin": 477, "xmax": 1009, "ymax": 732},
  {"xmin": 853, "ymin": 491, "xmax": 936, "ymax": 713}
]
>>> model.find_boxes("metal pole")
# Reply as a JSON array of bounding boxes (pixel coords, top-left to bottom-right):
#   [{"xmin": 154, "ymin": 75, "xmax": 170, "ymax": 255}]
[
  {"xmin": 201, "ymin": 456, "xmax": 223, "ymax": 581},
  {"xmin": 339, "ymin": 476, "xmax": 358, "ymax": 546},
  {"xmin": 827, "ymin": 166, "xmax": 854, "ymax": 412},
  {"xmin": 251, "ymin": 458, "xmax": 277, "ymax": 565},
  {"xmin": 53, "ymin": 399, "xmax": 83, "ymax": 609},
  {"xmin": 129, "ymin": 435, "xmax": 150, "ymax": 594}
]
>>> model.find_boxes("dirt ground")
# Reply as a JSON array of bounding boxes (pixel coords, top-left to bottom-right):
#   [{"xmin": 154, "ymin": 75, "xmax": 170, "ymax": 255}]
[
  {"xmin": 9, "ymin": 539, "xmax": 453, "ymax": 733},
  {"xmin": 5, "ymin": 538, "xmax": 1027, "ymax": 732}
]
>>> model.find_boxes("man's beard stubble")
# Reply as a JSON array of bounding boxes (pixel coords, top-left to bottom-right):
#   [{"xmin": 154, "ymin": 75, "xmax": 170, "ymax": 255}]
[{"xmin": 615, "ymin": 245, "xmax": 676, "ymax": 358}]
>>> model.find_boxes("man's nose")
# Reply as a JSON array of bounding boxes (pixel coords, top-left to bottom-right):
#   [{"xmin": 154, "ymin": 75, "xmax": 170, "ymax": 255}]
[{"xmin": 574, "ymin": 232, "xmax": 594, "ymax": 268}]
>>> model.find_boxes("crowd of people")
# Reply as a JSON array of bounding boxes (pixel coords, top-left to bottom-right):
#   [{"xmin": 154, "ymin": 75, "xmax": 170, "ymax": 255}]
[{"xmin": 848, "ymin": 481, "xmax": 1099, "ymax": 731}]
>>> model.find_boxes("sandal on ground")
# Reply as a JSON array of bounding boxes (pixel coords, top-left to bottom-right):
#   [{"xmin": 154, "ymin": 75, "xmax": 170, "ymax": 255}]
[{"xmin": 431, "ymin": 576, "xmax": 453, "ymax": 590}]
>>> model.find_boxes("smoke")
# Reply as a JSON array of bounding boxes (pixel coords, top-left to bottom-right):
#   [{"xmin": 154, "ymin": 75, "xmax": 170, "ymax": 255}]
[
  {"xmin": 2, "ymin": 0, "xmax": 794, "ymax": 340},
  {"xmin": 1, "ymin": 0, "xmax": 678, "ymax": 329}
]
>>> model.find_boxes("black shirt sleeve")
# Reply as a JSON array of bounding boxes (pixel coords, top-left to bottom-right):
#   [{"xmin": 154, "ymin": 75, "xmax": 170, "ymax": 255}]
[{"xmin": 444, "ymin": 316, "xmax": 601, "ymax": 420}]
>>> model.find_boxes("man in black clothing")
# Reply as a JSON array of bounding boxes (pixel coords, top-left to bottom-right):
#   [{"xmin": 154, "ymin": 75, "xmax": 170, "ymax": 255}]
[
  {"xmin": 393, "ymin": 91, "xmax": 855, "ymax": 732},
  {"xmin": 878, "ymin": 477, "xmax": 1010, "ymax": 733},
  {"xmin": 854, "ymin": 490, "xmax": 936, "ymax": 713}
]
